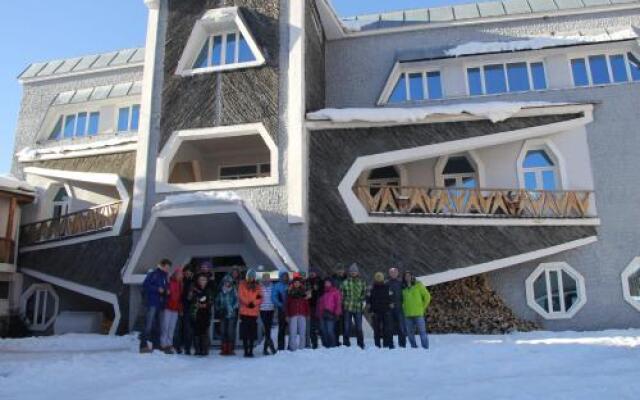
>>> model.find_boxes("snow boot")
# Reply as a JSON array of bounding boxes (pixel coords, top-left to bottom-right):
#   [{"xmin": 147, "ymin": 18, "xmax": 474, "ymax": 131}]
[
  {"xmin": 228, "ymin": 342, "xmax": 236, "ymax": 355},
  {"xmin": 139, "ymin": 341, "xmax": 153, "ymax": 354},
  {"xmin": 219, "ymin": 342, "xmax": 227, "ymax": 356}
]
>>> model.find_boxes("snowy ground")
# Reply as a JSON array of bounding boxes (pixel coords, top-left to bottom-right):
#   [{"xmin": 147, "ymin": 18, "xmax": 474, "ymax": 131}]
[{"xmin": 1, "ymin": 330, "xmax": 639, "ymax": 400}]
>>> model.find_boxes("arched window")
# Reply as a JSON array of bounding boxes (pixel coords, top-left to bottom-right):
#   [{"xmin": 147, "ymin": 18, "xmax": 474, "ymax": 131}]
[
  {"xmin": 52, "ymin": 187, "xmax": 70, "ymax": 219},
  {"xmin": 367, "ymin": 166, "xmax": 400, "ymax": 196},
  {"xmin": 441, "ymin": 155, "xmax": 478, "ymax": 188},
  {"xmin": 522, "ymin": 149, "xmax": 559, "ymax": 191}
]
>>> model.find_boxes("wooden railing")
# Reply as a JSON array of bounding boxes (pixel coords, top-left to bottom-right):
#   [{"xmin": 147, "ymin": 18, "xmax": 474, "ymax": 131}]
[
  {"xmin": 355, "ymin": 186, "xmax": 595, "ymax": 219},
  {"xmin": 0, "ymin": 238, "xmax": 15, "ymax": 264},
  {"xmin": 20, "ymin": 201, "xmax": 123, "ymax": 246}
]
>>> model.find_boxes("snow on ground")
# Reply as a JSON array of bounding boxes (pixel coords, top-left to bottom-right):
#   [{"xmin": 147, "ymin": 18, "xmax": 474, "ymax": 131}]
[{"xmin": 1, "ymin": 330, "xmax": 639, "ymax": 400}]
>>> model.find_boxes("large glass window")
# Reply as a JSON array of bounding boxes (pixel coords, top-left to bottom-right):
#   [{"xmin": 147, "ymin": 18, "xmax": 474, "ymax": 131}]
[
  {"xmin": 571, "ymin": 52, "xmax": 640, "ymax": 87},
  {"xmin": 117, "ymin": 104, "xmax": 141, "ymax": 133},
  {"xmin": 468, "ymin": 61, "xmax": 547, "ymax": 96},
  {"xmin": 522, "ymin": 148, "xmax": 559, "ymax": 191},
  {"xmin": 193, "ymin": 31, "xmax": 256, "ymax": 70},
  {"xmin": 49, "ymin": 111, "xmax": 101, "ymax": 141},
  {"xmin": 441, "ymin": 155, "xmax": 478, "ymax": 189},
  {"xmin": 527, "ymin": 263, "xmax": 586, "ymax": 319},
  {"xmin": 388, "ymin": 70, "xmax": 443, "ymax": 103}
]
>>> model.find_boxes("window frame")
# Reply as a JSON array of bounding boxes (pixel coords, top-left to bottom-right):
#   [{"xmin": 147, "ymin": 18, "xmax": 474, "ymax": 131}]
[
  {"xmin": 52, "ymin": 186, "xmax": 71, "ymax": 219},
  {"xmin": 464, "ymin": 58, "xmax": 548, "ymax": 97},
  {"xmin": 385, "ymin": 67, "xmax": 445, "ymax": 104},
  {"xmin": 516, "ymin": 139, "xmax": 567, "ymax": 191},
  {"xmin": 435, "ymin": 152, "xmax": 485, "ymax": 188},
  {"xmin": 115, "ymin": 104, "xmax": 141, "ymax": 134},
  {"xmin": 192, "ymin": 30, "xmax": 256, "ymax": 71},
  {"xmin": 49, "ymin": 110, "xmax": 101, "ymax": 141},
  {"xmin": 621, "ymin": 257, "xmax": 640, "ymax": 313},
  {"xmin": 525, "ymin": 262, "xmax": 587, "ymax": 320},
  {"xmin": 20, "ymin": 283, "xmax": 60, "ymax": 332},
  {"xmin": 569, "ymin": 49, "xmax": 640, "ymax": 88},
  {"xmin": 218, "ymin": 162, "xmax": 271, "ymax": 180}
]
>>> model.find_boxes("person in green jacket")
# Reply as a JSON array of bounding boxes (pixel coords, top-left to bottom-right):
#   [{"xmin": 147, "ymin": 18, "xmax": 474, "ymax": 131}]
[
  {"xmin": 341, "ymin": 263, "xmax": 367, "ymax": 349},
  {"xmin": 402, "ymin": 270, "xmax": 431, "ymax": 349}
]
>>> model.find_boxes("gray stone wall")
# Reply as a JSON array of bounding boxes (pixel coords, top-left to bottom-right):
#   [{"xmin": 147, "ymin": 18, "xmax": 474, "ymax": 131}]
[
  {"xmin": 308, "ymin": 115, "xmax": 595, "ymax": 280},
  {"xmin": 305, "ymin": 0, "xmax": 325, "ymax": 112}
]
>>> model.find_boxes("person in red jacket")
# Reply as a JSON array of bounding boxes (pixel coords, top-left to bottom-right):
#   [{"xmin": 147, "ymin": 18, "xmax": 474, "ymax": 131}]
[
  {"xmin": 238, "ymin": 269, "xmax": 263, "ymax": 358},
  {"xmin": 160, "ymin": 267, "xmax": 183, "ymax": 354},
  {"xmin": 286, "ymin": 276, "xmax": 310, "ymax": 351}
]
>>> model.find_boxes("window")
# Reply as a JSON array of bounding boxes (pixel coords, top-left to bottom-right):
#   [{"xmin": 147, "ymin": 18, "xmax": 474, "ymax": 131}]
[
  {"xmin": 388, "ymin": 70, "xmax": 443, "ymax": 103},
  {"xmin": 367, "ymin": 166, "xmax": 401, "ymax": 196},
  {"xmin": 0, "ymin": 281, "xmax": 9, "ymax": 300},
  {"xmin": 441, "ymin": 155, "xmax": 478, "ymax": 189},
  {"xmin": 219, "ymin": 163, "xmax": 270, "ymax": 180},
  {"xmin": 621, "ymin": 257, "xmax": 640, "ymax": 312},
  {"xmin": 522, "ymin": 149, "xmax": 558, "ymax": 191},
  {"xmin": 193, "ymin": 31, "xmax": 256, "ymax": 71},
  {"xmin": 526, "ymin": 262, "xmax": 586, "ymax": 319},
  {"xmin": 20, "ymin": 284, "xmax": 59, "ymax": 332},
  {"xmin": 49, "ymin": 111, "xmax": 100, "ymax": 140},
  {"xmin": 52, "ymin": 187, "xmax": 70, "ymax": 219},
  {"xmin": 571, "ymin": 52, "xmax": 640, "ymax": 87},
  {"xmin": 117, "ymin": 104, "xmax": 140, "ymax": 133},
  {"xmin": 467, "ymin": 61, "xmax": 547, "ymax": 96}
]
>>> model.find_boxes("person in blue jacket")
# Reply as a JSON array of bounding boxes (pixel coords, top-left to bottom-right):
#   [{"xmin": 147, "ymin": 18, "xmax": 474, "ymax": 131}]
[
  {"xmin": 140, "ymin": 259, "xmax": 171, "ymax": 353},
  {"xmin": 272, "ymin": 271, "xmax": 290, "ymax": 351}
]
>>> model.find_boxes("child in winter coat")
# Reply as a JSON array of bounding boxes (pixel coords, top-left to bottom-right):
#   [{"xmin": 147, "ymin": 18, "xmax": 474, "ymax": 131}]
[
  {"xmin": 260, "ymin": 272, "xmax": 277, "ymax": 355},
  {"xmin": 238, "ymin": 269, "xmax": 263, "ymax": 357},
  {"xmin": 272, "ymin": 271, "xmax": 290, "ymax": 351},
  {"xmin": 189, "ymin": 273, "xmax": 213, "ymax": 356},
  {"xmin": 286, "ymin": 276, "xmax": 311, "ymax": 351},
  {"xmin": 316, "ymin": 279, "xmax": 342, "ymax": 348},
  {"xmin": 160, "ymin": 267, "xmax": 183, "ymax": 353},
  {"xmin": 215, "ymin": 274, "xmax": 238, "ymax": 356},
  {"xmin": 367, "ymin": 272, "xmax": 394, "ymax": 349}
]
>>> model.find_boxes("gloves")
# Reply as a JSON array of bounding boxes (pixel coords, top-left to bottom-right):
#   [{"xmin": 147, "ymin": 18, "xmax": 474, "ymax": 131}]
[{"xmin": 248, "ymin": 302, "xmax": 256, "ymax": 309}]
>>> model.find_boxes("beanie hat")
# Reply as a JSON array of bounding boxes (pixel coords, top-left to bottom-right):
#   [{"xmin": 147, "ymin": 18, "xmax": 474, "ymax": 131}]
[
  {"xmin": 374, "ymin": 272, "xmax": 384, "ymax": 282},
  {"xmin": 200, "ymin": 261, "xmax": 213, "ymax": 271},
  {"xmin": 348, "ymin": 263, "xmax": 360, "ymax": 274},
  {"xmin": 246, "ymin": 269, "xmax": 257, "ymax": 280},
  {"xmin": 222, "ymin": 274, "xmax": 234, "ymax": 284}
]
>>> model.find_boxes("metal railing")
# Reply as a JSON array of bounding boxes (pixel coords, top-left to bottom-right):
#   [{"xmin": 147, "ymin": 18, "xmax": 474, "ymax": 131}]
[
  {"xmin": 20, "ymin": 201, "xmax": 122, "ymax": 246},
  {"xmin": 355, "ymin": 186, "xmax": 595, "ymax": 219}
]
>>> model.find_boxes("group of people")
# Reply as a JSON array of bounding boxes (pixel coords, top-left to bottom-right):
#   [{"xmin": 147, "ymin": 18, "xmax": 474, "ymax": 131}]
[{"xmin": 139, "ymin": 259, "xmax": 432, "ymax": 358}]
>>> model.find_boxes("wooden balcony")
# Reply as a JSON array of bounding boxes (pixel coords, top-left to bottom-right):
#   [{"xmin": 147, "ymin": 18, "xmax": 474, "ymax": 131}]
[
  {"xmin": 355, "ymin": 186, "xmax": 595, "ymax": 219},
  {"xmin": 0, "ymin": 238, "xmax": 15, "ymax": 264},
  {"xmin": 20, "ymin": 201, "xmax": 123, "ymax": 247}
]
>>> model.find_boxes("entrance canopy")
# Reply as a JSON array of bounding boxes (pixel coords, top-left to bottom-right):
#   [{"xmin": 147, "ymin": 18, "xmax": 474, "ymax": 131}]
[{"xmin": 123, "ymin": 192, "xmax": 298, "ymax": 284}]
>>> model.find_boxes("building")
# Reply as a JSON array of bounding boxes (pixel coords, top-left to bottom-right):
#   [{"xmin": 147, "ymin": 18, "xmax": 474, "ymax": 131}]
[{"xmin": 8, "ymin": 0, "xmax": 640, "ymax": 335}]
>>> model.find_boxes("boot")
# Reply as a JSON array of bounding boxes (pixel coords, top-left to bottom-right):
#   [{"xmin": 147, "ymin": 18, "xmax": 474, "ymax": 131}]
[
  {"xmin": 202, "ymin": 335, "xmax": 210, "ymax": 356},
  {"xmin": 248, "ymin": 340, "xmax": 255, "ymax": 358},
  {"xmin": 220, "ymin": 342, "xmax": 227, "ymax": 356},
  {"xmin": 193, "ymin": 336, "xmax": 202, "ymax": 356},
  {"xmin": 228, "ymin": 341, "xmax": 236, "ymax": 355},
  {"xmin": 243, "ymin": 340, "xmax": 250, "ymax": 358}
]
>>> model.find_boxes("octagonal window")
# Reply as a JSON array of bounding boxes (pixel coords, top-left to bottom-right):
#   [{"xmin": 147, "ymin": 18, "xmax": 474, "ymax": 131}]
[
  {"xmin": 526, "ymin": 262, "xmax": 586, "ymax": 319},
  {"xmin": 621, "ymin": 257, "xmax": 640, "ymax": 312},
  {"xmin": 20, "ymin": 284, "xmax": 59, "ymax": 332}
]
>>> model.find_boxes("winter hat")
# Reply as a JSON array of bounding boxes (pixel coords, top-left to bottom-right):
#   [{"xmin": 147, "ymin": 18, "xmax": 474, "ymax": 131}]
[
  {"xmin": 279, "ymin": 271, "xmax": 289, "ymax": 280},
  {"xmin": 348, "ymin": 263, "xmax": 360, "ymax": 274},
  {"xmin": 199, "ymin": 261, "xmax": 213, "ymax": 271},
  {"xmin": 246, "ymin": 269, "xmax": 257, "ymax": 281},
  {"xmin": 374, "ymin": 272, "xmax": 384, "ymax": 282},
  {"xmin": 293, "ymin": 272, "xmax": 302, "ymax": 280},
  {"xmin": 222, "ymin": 274, "xmax": 234, "ymax": 284}
]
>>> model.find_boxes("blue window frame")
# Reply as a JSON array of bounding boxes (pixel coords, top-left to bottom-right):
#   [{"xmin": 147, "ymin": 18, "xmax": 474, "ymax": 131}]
[
  {"xmin": 387, "ymin": 70, "xmax": 443, "ymax": 103},
  {"xmin": 51, "ymin": 111, "xmax": 100, "ymax": 141},
  {"xmin": 238, "ymin": 35, "xmax": 255, "ymax": 63},
  {"xmin": 117, "ymin": 104, "xmax": 140, "ymax": 133},
  {"xmin": 522, "ymin": 149, "xmax": 558, "ymax": 191},
  {"xmin": 571, "ymin": 58, "xmax": 589, "ymax": 87},
  {"xmin": 63, "ymin": 115, "xmax": 76, "ymax": 139},
  {"xmin": 610, "ymin": 55, "xmax": 629, "ymax": 83},
  {"xmin": 211, "ymin": 35, "xmax": 223, "ymax": 66},
  {"xmin": 193, "ymin": 31, "xmax": 255, "ymax": 70},
  {"xmin": 484, "ymin": 64, "xmax": 507, "ymax": 94},
  {"xmin": 467, "ymin": 68, "xmax": 483, "ymax": 96},
  {"xmin": 530, "ymin": 62, "xmax": 547, "ymax": 90},
  {"xmin": 130, "ymin": 105, "xmax": 140, "ymax": 132},
  {"xmin": 75, "ymin": 113, "xmax": 87, "ymax": 137},
  {"xmin": 507, "ymin": 62, "xmax": 530, "ymax": 92},
  {"xmin": 117, "ymin": 107, "xmax": 130, "ymax": 132},
  {"xmin": 88, "ymin": 112, "xmax": 100, "ymax": 136},
  {"xmin": 225, "ymin": 33, "xmax": 237, "ymax": 64},
  {"xmin": 588, "ymin": 55, "xmax": 610, "ymax": 85},
  {"xmin": 49, "ymin": 117, "xmax": 63, "ymax": 140}
]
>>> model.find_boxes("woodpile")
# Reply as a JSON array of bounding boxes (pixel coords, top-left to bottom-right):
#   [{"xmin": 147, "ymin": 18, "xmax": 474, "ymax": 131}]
[{"xmin": 428, "ymin": 274, "xmax": 539, "ymax": 334}]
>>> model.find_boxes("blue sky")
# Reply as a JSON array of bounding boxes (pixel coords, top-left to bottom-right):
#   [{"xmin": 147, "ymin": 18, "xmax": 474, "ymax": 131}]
[{"xmin": 0, "ymin": 0, "xmax": 475, "ymax": 174}]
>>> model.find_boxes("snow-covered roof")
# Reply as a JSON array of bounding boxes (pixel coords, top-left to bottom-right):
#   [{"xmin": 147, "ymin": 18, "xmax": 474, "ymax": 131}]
[
  {"xmin": 19, "ymin": 48, "xmax": 145, "ymax": 83},
  {"xmin": 307, "ymin": 101, "xmax": 567, "ymax": 124},
  {"xmin": 152, "ymin": 191, "xmax": 242, "ymax": 214},
  {"xmin": 52, "ymin": 81, "xmax": 142, "ymax": 106},
  {"xmin": 16, "ymin": 136, "xmax": 139, "ymax": 162},
  {"xmin": 0, "ymin": 174, "xmax": 36, "ymax": 196},
  {"xmin": 340, "ymin": 0, "xmax": 640, "ymax": 33}
]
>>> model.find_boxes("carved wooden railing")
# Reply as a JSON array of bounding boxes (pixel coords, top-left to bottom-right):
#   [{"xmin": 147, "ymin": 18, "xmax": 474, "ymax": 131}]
[
  {"xmin": 20, "ymin": 201, "xmax": 123, "ymax": 246},
  {"xmin": 0, "ymin": 238, "xmax": 15, "ymax": 264},
  {"xmin": 355, "ymin": 186, "xmax": 595, "ymax": 219}
]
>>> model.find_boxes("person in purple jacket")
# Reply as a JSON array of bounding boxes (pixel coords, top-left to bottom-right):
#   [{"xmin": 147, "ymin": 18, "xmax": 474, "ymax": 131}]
[
  {"xmin": 316, "ymin": 279, "xmax": 342, "ymax": 348},
  {"xmin": 140, "ymin": 259, "xmax": 171, "ymax": 353}
]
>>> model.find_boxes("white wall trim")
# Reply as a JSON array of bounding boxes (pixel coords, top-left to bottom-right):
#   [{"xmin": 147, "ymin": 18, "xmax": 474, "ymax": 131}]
[
  {"xmin": 338, "ymin": 112, "xmax": 593, "ymax": 225},
  {"xmin": 21, "ymin": 268, "xmax": 121, "ymax": 335},
  {"xmin": 516, "ymin": 138, "xmax": 568, "ymax": 189},
  {"xmin": 418, "ymin": 235, "xmax": 596, "ymax": 286},
  {"xmin": 524, "ymin": 261, "xmax": 588, "ymax": 320},
  {"xmin": 155, "ymin": 123, "xmax": 279, "ymax": 193},
  {"xmin": 287, "ymin": 0, "xmax": 307, "ymax": 224},
  {"xmin": 123, "ymin": 200, "xmax": 299, "ymax": 284},
  {"xmin": 621, "ymin": 256, "xmax": 640, "ymax": 313},
  {"xmin": 21, "ymin": 167, "xmax": 130, "ymax": 252},
  {"xmin": 174, "ymin": 7, "xmax": 266, "ymax": 77},
  {"xmin": 18, "ymin": 141, "xmax": 138, "ymax": 163},
  {"xmin": 132, "ymin": 0, "xmax": 163, "ymax": 230}
]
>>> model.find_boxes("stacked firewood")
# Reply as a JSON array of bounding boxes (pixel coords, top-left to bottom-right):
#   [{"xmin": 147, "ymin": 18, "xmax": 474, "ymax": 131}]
[{"xmin": 427, "ymin": 275, "xmax": 539, "ymax": 334}]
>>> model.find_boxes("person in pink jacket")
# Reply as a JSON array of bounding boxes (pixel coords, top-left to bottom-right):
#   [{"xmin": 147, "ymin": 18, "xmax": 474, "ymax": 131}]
[{"xmin": 316, "ymin": 279, "xmax": 342, "ymax": 348}]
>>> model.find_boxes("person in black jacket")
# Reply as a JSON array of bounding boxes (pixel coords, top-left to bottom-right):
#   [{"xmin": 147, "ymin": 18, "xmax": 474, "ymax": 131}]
[
  {"xmin": 387, "ymin": 267, "xmax": 407, "ymax": 348},
  {"xmin": 176, "ymin": 263, "xmax": 195, "ymax": 355},
  {"xmin": 367, "ymin": 272, "xmax": 394, "ymax": 349},
  {"xmin": 307, "ymin": 269, "xmax": 324, "ymax": 349},
  {"xmin": 189, "ymin": 274, "xmax": 213, "ymax": 356}
]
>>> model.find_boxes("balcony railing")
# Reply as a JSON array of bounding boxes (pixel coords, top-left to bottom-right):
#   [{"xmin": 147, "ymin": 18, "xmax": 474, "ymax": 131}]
[
  {"xmin": 355, "ymin": 186, "xmax": 595, "ymax": 219},
  {"xmin": 20, "ymin": 201, "xmax": 123, "ymax": 247},
  {"xmin": 0, "ymin": 238, "xmax": 15, "ymax": 264}
]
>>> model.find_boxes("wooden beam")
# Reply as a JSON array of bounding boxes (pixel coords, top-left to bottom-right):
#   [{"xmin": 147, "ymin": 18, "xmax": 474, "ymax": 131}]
[{"xmin": 6, "ymin": 197, "xmax": 16, "ymax": 239}]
